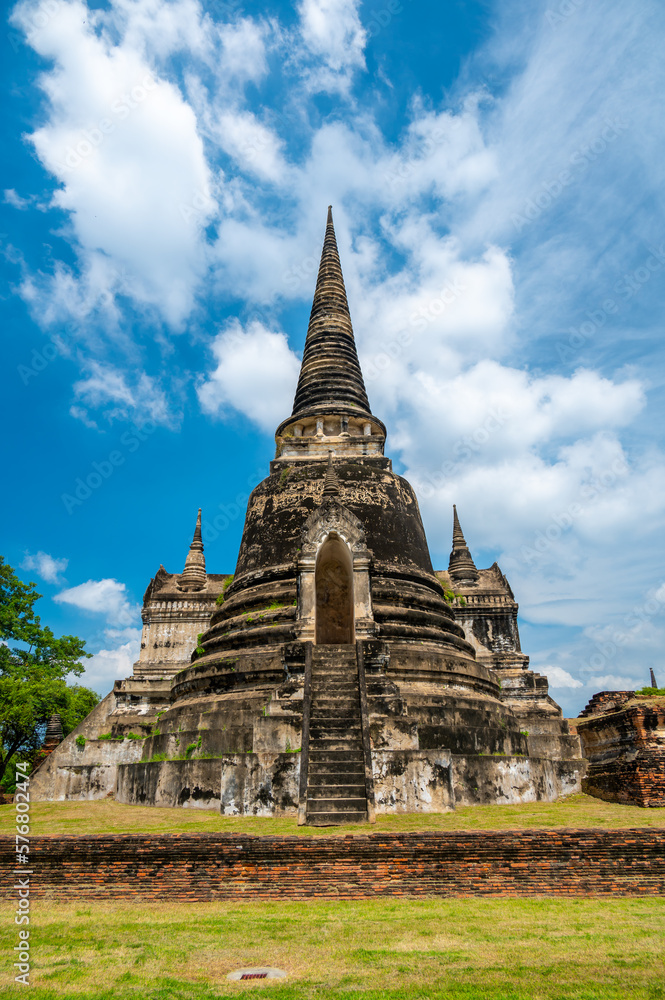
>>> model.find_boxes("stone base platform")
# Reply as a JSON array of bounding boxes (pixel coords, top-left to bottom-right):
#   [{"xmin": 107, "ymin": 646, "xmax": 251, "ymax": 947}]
[{"xmin": 111, "ymin": 750, "xmax": 582, "ymax": 815}]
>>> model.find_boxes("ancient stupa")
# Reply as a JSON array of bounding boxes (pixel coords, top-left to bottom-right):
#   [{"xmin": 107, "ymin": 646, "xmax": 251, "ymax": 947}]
[{"xmin": 32, "ymin": 208, "xmax": 584, "ymax": 822}]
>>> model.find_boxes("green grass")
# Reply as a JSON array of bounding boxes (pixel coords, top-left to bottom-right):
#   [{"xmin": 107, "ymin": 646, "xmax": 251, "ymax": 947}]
[
  {"xmin": 1, "ymin": 793, "xmax": 664, "ymax": 838},
  {"xmin": 1, "ymin": 897, "xmax": 664, "ymax": 999}
]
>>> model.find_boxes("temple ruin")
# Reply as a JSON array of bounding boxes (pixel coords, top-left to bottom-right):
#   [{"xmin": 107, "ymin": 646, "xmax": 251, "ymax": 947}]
[{"xmin": 31, "ymin": 208, "xmax": 585, "ymax": 822}]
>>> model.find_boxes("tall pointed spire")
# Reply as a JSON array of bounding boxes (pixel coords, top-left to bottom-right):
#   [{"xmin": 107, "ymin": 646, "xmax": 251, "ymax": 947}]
[
  {"xmin": 452, "ymin": 505, "xmax": 466, "ymax": 548},
  {"xmin": 448, "ymin": 505, "xmax": 479, "ymax": 585},
  {"xmin": 177, "ymin": 509, "xmax": 207, "ymax": 592},
  {"xmin": 291, "ymin": 206, "xmax": 371, "ymax": 418}
]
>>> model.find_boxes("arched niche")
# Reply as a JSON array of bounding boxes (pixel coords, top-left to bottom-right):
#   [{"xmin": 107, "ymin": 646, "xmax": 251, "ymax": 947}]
[
  {"xmin": 296, "ymin": 501, "xmax": 374, "ymax": 644},
  {"xmin": 315, "ymin": 533, "xmax": 354, "ymax": 645}
]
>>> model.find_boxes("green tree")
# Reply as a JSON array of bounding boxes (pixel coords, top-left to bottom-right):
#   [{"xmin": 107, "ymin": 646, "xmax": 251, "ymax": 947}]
[{"xmin": 0, "ymin": 556, "xmax": 99, "ymax": 784}]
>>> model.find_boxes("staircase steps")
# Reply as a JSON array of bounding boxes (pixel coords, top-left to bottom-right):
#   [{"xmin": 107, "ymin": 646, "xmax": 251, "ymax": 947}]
[{"xmin": 304, "ymin": 644, "xmax": 370, "ymax": 826}]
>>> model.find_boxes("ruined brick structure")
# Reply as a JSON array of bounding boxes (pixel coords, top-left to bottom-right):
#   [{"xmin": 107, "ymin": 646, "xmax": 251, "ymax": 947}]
[
  {"xmin": 30, "ymin": 714, "xmax": 64, "ymax": 774},
  {"xmin": 578, "ymin": 691, "xmax": 634, "ymax": 717},
  {"xmin": 575, "ymin": 694, "xmax": 665, "ymax": 807},
  {"xmin": 31, "ymin": 208, "xmax": 585, "ymax": 821}
]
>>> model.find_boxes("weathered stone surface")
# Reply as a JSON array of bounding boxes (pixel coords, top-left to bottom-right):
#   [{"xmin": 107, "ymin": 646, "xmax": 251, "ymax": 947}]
[
  {"xmin": 372, "ymin": 751, "xmax": 453, "ymax": 814},
  {"xmin": 577, "ymin": 698, "xmax": 665, "ymax": 807},
  {"xmin": 34, "ymin": 743, "xmax": 146, "ymax": 802},
  {"xmin": 219, "ymin": 753, "xmax": 301, "ymax": 816},
  {"xmin": 177, "ymin": 508, "xmax": 207, "ymax": 593},
  {"xmin": 289, "ymin": 205, "xmax": 371, "ymax": 420},
  {"xmin": 117, "ymin": 760, "xmax": 222, "ymax": 809},
  {"xmin": 31, "ymin": 692, "xmax": 121, "ymax": 801},
  {"xmin": 253, "ymin": 717, "xmax": 302, "ymax": 753},
  {"xmin": 436, "ymin": 512, "xmax": 582, "ymax": 770},
  {"xmin": 453, "ymin": 754, "xmax": 585, "ymax": 806},
  {"xmin": 133, "ymin": 567, "xmax": 229, "ymax": 680},
  {"xmin": 448, "ymin": 505, "xmax": 479, "ymax": 586},
  {"xmin": 44, "ymin": 765, "xmax": 120, "ymax": 801}
]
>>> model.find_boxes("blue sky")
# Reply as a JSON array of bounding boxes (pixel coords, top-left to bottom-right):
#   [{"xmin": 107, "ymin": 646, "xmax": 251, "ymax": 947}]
[{"xmin": 1, "ymin": 0, "xmax": 664, "ymax": 716}]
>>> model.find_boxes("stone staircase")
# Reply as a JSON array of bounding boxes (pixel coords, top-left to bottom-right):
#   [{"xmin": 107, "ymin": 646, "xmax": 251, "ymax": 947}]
[{"xmin": 305, "ymin": 644, "xmax": 369, "ymax": 825}]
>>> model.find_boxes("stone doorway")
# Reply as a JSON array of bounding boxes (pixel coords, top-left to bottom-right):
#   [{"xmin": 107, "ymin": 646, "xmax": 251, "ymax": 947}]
[{"xmin": 315, "ymin": 535, "xmax": 354, "ymax": 644}]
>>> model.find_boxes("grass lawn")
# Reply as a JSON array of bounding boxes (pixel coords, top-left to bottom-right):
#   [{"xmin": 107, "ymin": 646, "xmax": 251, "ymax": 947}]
[
  {"xmin": 1, "ymin": 793, "xmax": 664, "ymax": 838},
  {"xmin": 1, "ymin": 897, "xmax": 664, "ymax": 999},
  {"xmin": 2, "ymin": 797, "xmax": 663, "ymax": 998}
]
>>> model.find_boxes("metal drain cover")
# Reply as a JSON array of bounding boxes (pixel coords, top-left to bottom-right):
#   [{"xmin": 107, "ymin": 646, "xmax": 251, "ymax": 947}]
[{"xmin": 227, "ymin": 967, "xmax": 287, "ymax": 981}]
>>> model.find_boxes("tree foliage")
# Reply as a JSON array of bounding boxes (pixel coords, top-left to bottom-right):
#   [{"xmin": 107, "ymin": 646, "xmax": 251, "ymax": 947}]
[{"xmin": 0, "ymin": 556, "xmax": 99, "ymax": 783}]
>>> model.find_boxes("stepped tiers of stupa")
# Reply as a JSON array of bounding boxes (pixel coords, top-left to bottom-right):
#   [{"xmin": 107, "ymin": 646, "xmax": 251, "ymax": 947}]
[{"xmin": 32, "ymin": 208, "xmax": 585, "ymax": 822}]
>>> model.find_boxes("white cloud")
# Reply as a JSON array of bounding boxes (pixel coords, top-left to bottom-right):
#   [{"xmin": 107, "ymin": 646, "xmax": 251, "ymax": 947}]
[
  {"xmin": 21, "ymin": 551, "xmax": 68, "ymax": 585},
  {"xmin": 395, "ymin": 366, "xmax": 643, "ymax": 498},
  {"xmin": 4, "ymin": 188, "xmax": 31, "ymax": 209},
  {"xmin": 54, "ymin": 578, "xmax": 139, "ymax": 627},
  {"xmin": 214, "ymin": 111, "xmax": 287, "ymax": 183},
  {"xmin": 458, "ymin": 1, "xmax": 665, "ymax": 335},
  {"xmin": 197, "ymin": 319, "xmax": 301, "ymax": 432},
  {"xmin": 296, "ymin": 0, "xmax": 366, "ymax": 92},
  {"xmin": 104, "ymin": 626, "xmax": 143, "ymax": 645},
  {"xmin": 585, "ymin": 675, "xmax": 638, "ymax": 692},
  {"xmin": 81, "ymin": 633, "xmax": 141, "ymax": 694},
  {"xmin": 542, "ymin": 666, "xmax": 583, "ymax": 689},
  {"xmin": 11, "ymin": 0, "xmax": 214, "ymax": 328},
  {"xmin": 378, "ymin": 100, "xmax": 498, "ymax": 204},
  {"xmin": 211, "ymin": 216, "xmax": 318, "ymax": 302},
  {"xmin": 110, "ymin": 0, "xmax": 213, "ymax": 62},
  {"xmin": 216, "ymin": 17, "xmax": 269, "ymax": 85},
  {"xmin": 71, "ymin": 362, "xmax": 173, "ymax": 427}
]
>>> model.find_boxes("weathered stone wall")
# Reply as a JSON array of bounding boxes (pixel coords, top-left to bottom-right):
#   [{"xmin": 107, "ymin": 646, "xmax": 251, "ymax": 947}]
[
  {"xmin": 435, "ymin": 568, "xmax": 582, "ymax": 770},
  {"xmin": 40, "ymin": 764, "xmax": 123, "ymax": 801},
  {"xmin": 117, "ymin": 753, "xmax": 302, "ymax": 814},
  {"xmin": 116, "ymin": 750, "xmax": 580, "ymax": 815},
  {"xmin": 30, "ymin": 692, "xmax": 119, "ymax": 801},
  {"xmin": 135, "ymin": 597, "xmax": 217, "ymax": 679},
  {"xmin": 34, "ymin": 740, "xmax": 147, "ymax": 802},
  {"xmin": 577, "ymin": 700, "xmax": 665, "ymax": 807},
  {"xmin": 132, "ymin": 570, "xmax": 229, "ymax": 680},
  {"xmin": 372, "ymin": 751, "xmax": 453, "ymax": 813},
  {"xmin": 116, "ymin": 759, "xmax": 222, "ymax": 809},
  {"xmin": 2, "ymin": 829, "xmax": 662, "ymax": 900},
  {"xmin": 453, "ymin": 754, "xmax": 584, "ymax": 806},
  {"xmin": 436, "ymin": 567, "xmax": 521, "ymax": 658},
  {"xmin": 30, "ymin": 682, "xmax": 171, "ymax": 802},
  {"xmin": 219, "ymin": 753, "xmax": 301, "ymax": 815}
]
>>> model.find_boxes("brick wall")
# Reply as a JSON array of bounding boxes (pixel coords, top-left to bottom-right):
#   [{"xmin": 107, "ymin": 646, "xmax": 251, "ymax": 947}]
[
  {"xmin": 1, "ymin": 829, "xmax": 663, "ymax": 899},
  {"xmin": 578, "ymin": 691, "xmax": 634, "ymax": 718},
  {"xmin": 577, "ymin": 701, "xmax": 665, "ymax": 807}
]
